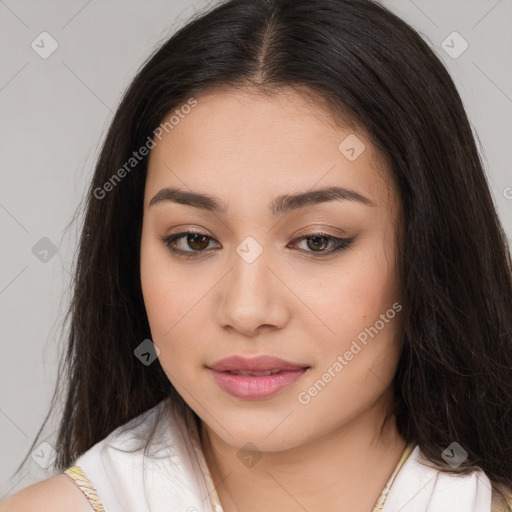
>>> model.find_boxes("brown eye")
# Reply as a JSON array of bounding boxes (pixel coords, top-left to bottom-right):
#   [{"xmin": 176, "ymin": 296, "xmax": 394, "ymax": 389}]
[
  {"xmin": 306, "ymin": 235, "xmax": 329, "ymax": 251},
  {"xmin": 163, "ymin": 230, "xmax": 220, "ymax": 257},
  {"xmin": 187, "ymin": 233, "xmax": 209, "ymax": 250},
  {"xmin": 291, "ymin": 232, "xmax": 355, "ymax": 256}
]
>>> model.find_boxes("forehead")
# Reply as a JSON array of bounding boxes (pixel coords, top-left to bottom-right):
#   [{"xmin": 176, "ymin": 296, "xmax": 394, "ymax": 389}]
[{"xmin": 145, "ymin": 87, "xmax": 394, "ymax": 211}]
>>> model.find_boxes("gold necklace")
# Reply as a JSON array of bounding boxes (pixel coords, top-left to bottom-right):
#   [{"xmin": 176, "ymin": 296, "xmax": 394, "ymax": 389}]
[{"xmin": 370, "ymin": 443, "xmax": 416, "ymax": 512}]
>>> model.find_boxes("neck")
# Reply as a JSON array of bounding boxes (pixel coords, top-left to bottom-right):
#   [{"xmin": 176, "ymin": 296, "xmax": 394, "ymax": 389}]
[{"xmin": 199, "ymin": 393, "xmax": 408, "ymax": 512}]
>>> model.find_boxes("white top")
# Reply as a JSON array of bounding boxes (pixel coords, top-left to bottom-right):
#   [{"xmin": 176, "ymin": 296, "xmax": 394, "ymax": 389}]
[{"xmin": 65, "ymin": 397, "xmax": 507, "ymax": 512}]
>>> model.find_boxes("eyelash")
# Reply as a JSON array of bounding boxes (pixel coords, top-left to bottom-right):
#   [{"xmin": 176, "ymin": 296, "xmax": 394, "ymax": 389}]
[{"xmin": 162, "ymin": 230, "xmax": 354, "ymax": 259}]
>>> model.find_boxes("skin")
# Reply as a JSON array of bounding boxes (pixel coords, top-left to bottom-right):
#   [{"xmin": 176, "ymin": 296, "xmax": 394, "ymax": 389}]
[
  {"xmin": 0, "ymin": 474, "xmax": 96, "ymax": 511},
  {"xmin": 140, "ymin": 86, "xmax": 406, "ymax": 512}
]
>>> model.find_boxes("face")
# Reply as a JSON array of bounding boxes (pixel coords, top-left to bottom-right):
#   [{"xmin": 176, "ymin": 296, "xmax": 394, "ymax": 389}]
[{"xmin": 140, "ymin": 87, "xmax": 402, "ymax": 452}]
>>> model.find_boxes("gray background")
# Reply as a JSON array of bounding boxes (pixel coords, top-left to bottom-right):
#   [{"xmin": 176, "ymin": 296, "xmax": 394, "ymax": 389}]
[{"xmin": 0, "ymin": 0, "xmax": 511, "ymax": 499}]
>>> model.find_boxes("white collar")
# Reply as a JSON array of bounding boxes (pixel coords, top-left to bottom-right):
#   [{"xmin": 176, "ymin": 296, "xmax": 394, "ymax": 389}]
[
  {"xmin": 74, "ymin": 398, "xmax": 495, "ymax": 511},
  {"xmin": 382, "ymin": 445, "xmax": 492, "ymax": 511}
]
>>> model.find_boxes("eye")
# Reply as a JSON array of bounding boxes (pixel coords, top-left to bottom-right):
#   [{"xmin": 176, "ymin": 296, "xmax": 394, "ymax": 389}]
[
  {"xmin": 163, "ymin": 230, "xmax": 220, "ymax": 257},
  {"xmin": 162, "ymin": 230, "xmax": 354, "ymax": 258},
  {"xmin": 289, "ymin": 232, "xmax": 354, "ymax": 256}
]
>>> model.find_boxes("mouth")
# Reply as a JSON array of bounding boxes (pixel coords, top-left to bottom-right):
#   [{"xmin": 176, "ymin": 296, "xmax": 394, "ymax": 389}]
[
  {"xmin": 222, "ymin": 369, "xmax": 290, "ymax": 376},
  {"xmin": 207, "ymin": 355, "xmax": 311, "ymax": 399}
]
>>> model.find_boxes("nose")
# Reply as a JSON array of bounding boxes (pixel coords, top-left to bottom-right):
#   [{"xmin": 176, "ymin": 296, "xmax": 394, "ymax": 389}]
[{"xmin": 214, "ymin": 247, "xmax": 291, "ymax": 337}]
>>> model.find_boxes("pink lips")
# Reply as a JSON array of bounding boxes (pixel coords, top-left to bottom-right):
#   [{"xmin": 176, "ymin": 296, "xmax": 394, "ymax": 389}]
[{"xmin": 208, "ymin": 355, "xmax": 310, "ymax": 400}]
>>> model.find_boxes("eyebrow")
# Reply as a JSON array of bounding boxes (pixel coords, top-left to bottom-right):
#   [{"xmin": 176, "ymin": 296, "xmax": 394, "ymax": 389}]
[{"xmin": 149, "ymin": 186, "xmax": 376, "ymax": 215}]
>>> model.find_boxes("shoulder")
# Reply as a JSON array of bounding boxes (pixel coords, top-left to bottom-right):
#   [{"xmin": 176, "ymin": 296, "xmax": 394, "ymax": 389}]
[
  {"xmin": 386, "ymin": 445, "xmax": 511, "ymax": 511},
  {"xmin": 0, "ymin": 474, "xmax": 94, "ymax": 512},
  {"xmin": 0, "ymin": 403, "xmax": 173, "ymax": 512}
]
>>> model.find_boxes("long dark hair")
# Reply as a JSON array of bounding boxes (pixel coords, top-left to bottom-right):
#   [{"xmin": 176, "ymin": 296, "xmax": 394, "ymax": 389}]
[{"xmin": 16, "ymin": 0, "xmax": 512, "ymax": 498}]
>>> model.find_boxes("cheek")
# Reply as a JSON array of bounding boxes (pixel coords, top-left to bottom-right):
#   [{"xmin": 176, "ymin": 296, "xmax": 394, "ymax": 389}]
[
  {"xmin": 140, "ymin": 232, "xmax": 191, "ymax": 344},
  {"xmin": 305, "ymin": 244, "xmax": 397, "ymax": 339},
  {"xmin": 140, "ymin": 231, "xmax": 218, "ymax": 383},
  {"xmin": 299, "ymin": 232, "xmax": 401, "ymax": 385},
  {"xmin": 140, "ymin": 252, "xmax": 201, "ymax": 385}
]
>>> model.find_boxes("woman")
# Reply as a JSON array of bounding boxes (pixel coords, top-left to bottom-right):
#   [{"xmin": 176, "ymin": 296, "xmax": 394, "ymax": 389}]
[{"xmin": 3, "ymin": 0, "xmax": 511, "ymax": 510}]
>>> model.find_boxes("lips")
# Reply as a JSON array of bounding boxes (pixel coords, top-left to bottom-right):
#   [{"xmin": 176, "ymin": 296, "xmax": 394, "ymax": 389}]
[
  {"xmin": 208, "ymin": 355, "xmax": 310, "ymax": 373},
  {"xmin": 207, "ymin": 355, "xmax": 310, "ymax": 399}
]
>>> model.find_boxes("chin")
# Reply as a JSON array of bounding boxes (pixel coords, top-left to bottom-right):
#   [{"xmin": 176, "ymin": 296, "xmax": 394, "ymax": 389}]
[{"xmin": 203, "ymin": 411, "xmax": 311, "ymax": 452}]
